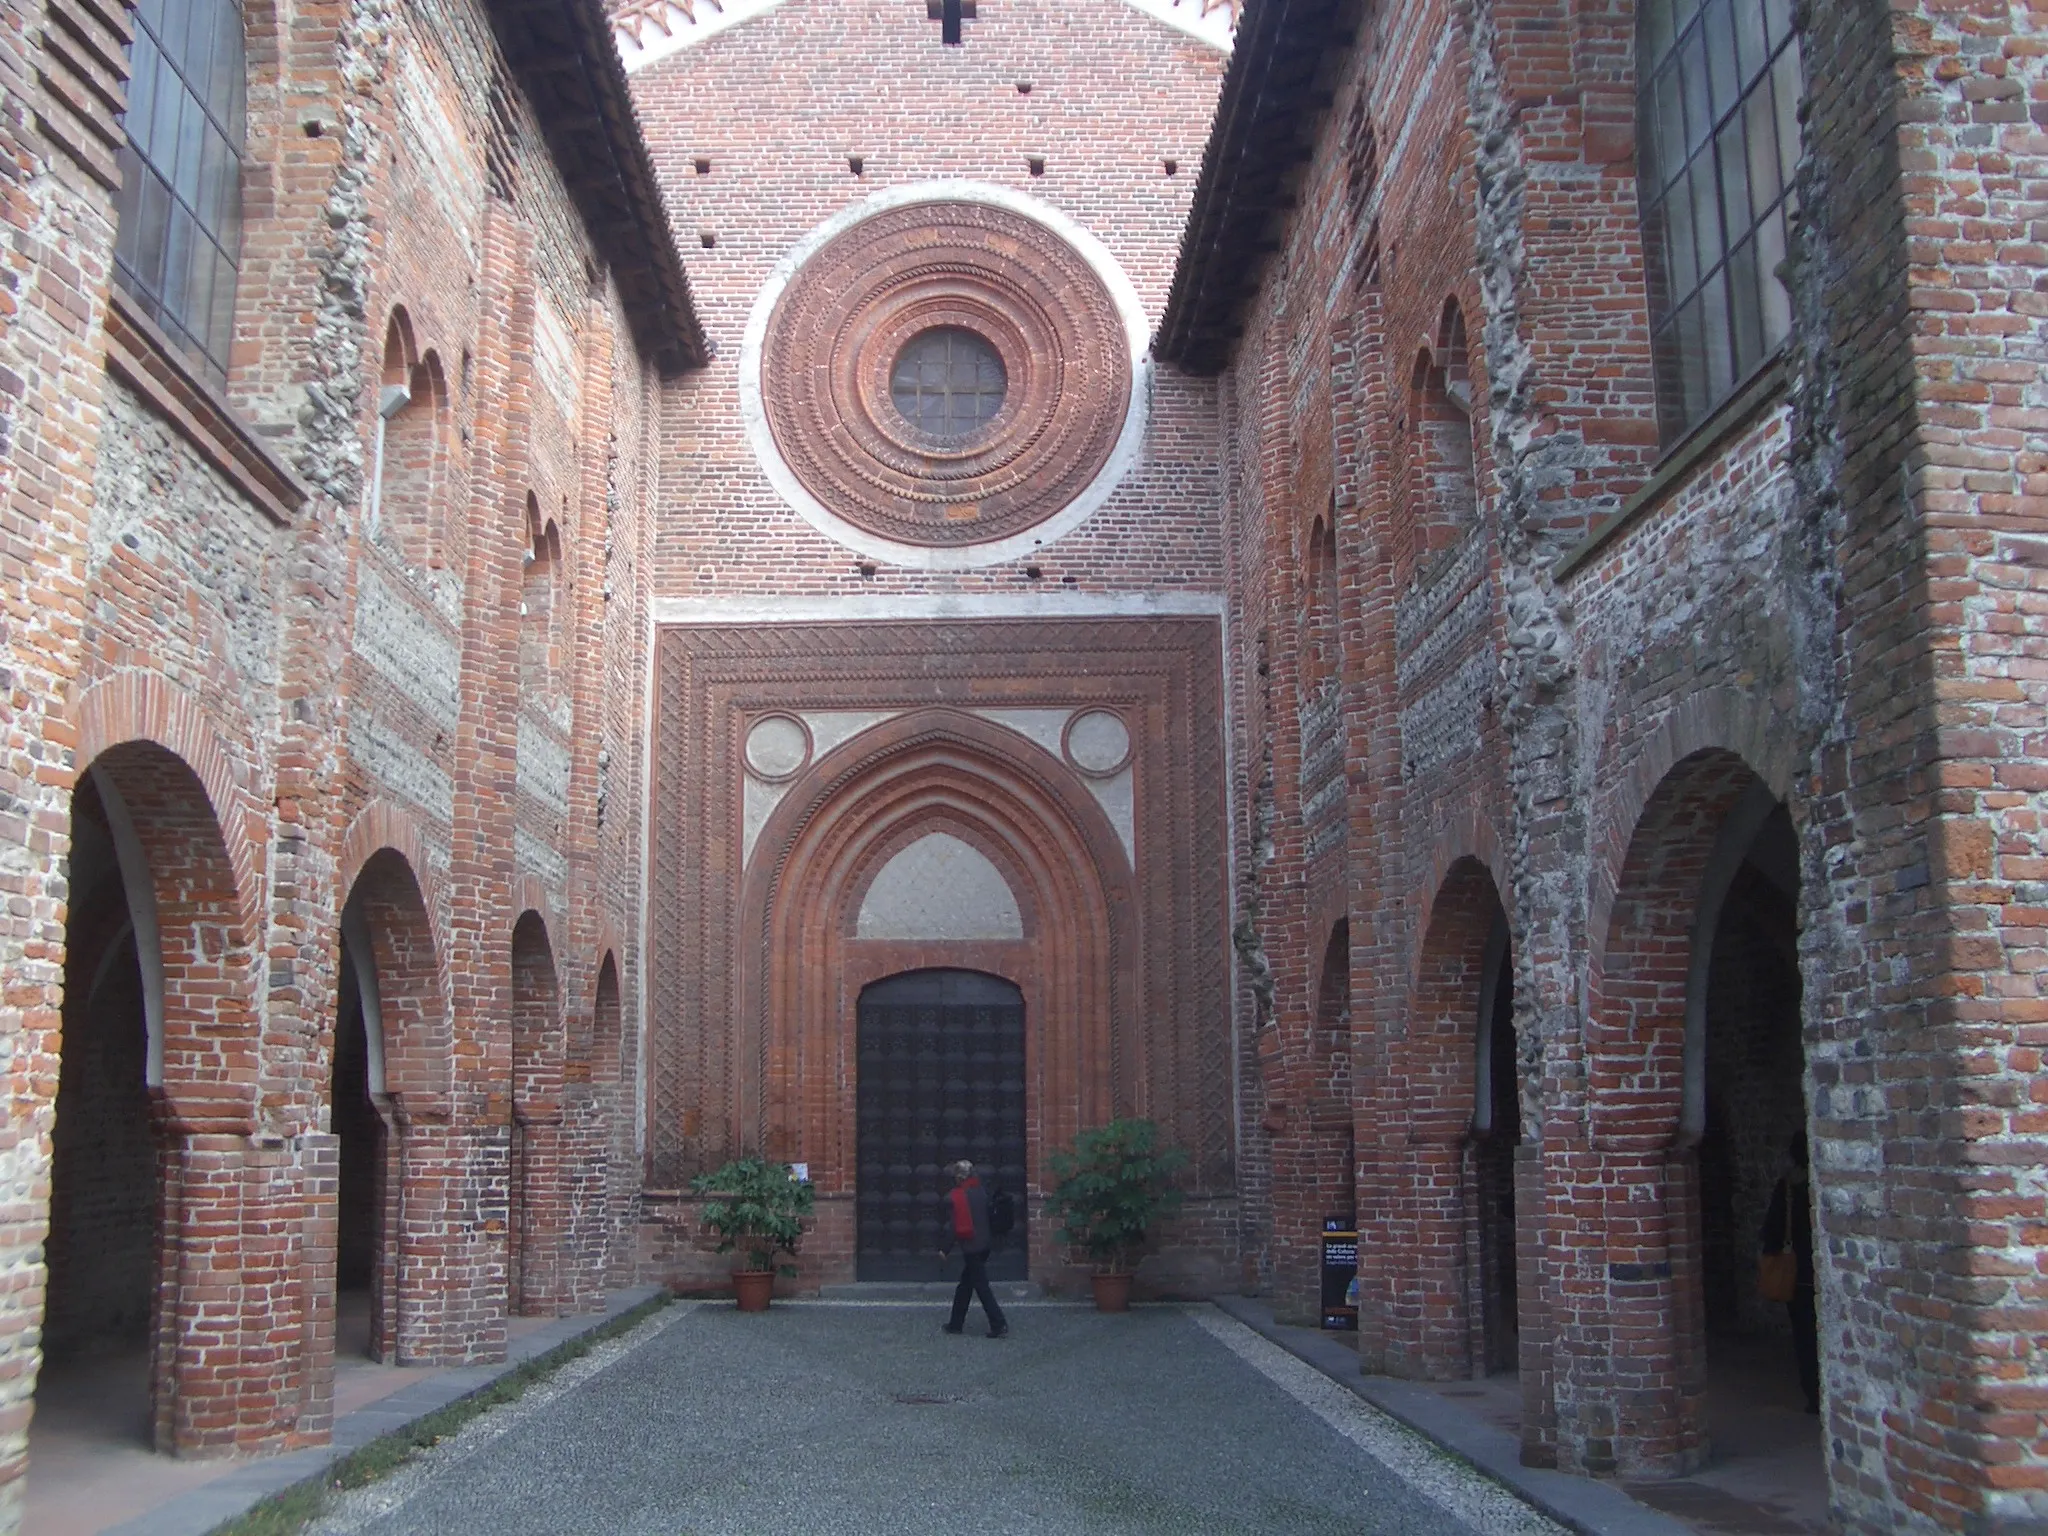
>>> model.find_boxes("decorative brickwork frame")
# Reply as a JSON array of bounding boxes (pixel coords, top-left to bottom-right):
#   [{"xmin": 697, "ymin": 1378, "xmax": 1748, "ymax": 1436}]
[
  {"xmin": 646, "ymin": 618, "xmax": 1232, "ymax": 1283},
  {"xmin": 758, "ymin": 199, "xmax": 1132, "ymax": 551}
]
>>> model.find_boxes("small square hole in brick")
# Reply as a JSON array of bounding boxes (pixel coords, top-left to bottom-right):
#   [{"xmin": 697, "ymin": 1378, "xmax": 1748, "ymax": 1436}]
[
  {"xmin": 1016, "ymin": 81, "xmax": 1032, "ymax": 94},
  {"xmin": 848, "ymin": 155, "xmax": 865, "ymax": 176},
  {"xmin": 693, "ymin": 156, "xmax": 711, "ymax": 175},
  {"xmin": 700, "ymin": 231, "xmax": 717, "ymax": 248},
  {"xmin": 1027, "ymin": 156, "xmax": 1045, "ymax": 177},
  {"xmin": 1163, "ymin": 158, "xmax": 1179, "ymax": 176}
]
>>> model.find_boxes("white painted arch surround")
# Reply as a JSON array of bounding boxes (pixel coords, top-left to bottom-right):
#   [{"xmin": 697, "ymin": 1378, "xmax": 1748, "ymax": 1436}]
[{"xmin": 737, "ymin": 180, "xmax": 1155, "ymax": 571}]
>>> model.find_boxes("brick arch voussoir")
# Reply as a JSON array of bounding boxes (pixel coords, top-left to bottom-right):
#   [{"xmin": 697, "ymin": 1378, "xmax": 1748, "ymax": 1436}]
[
  {"xmin": 1588, "ymin": 686, "xmax": 1796, "ymax": 949},
  {"xmin": 1409, "ymin": 806, "xmax": 1511, "ymax": 988},
  {"xmin": 1588, "ymin": 740, "xmax": 1773, "ymax": 1152},
  {"xmin": 1405, "ymin": 854, "xmax": 1508, "ymax": 1144},
  {"xmin": 512, "ymin": 907, "xmax": 566, "ymax": 1119},
  {"xmin": 838, "ymin": 800, "xmax": 1049, "ymax": 941},
  {"xmin": 587, "ymin": 944, "xmax": 625, "ymax": 1083},
  {"xmin": 749, "ymin": 708, "xmax": 1134, "ymax": 919},
  {"xmin": 338, "ymin": 799, "xmax": 450, "ymax": 945},
  {"xmin": 338, "ymin": 816, "xmax": 453, "ymax": 1110},
  {"xmin": 512, "ymin": 875, "xmax": 551, "ymax": 930},
  {"xmin": 73, "ymin": 669, "xmax": 263, "ymax": 952}
]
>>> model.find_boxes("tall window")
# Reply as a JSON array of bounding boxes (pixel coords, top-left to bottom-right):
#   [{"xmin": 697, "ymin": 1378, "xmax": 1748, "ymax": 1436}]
[
  {"xmin": 115, "ymin": 0, "xmax": 247, "ymax": 386},
  {"xmin": 1637, "ymin": 0, "xmax": 1800, "ymax": 444}
]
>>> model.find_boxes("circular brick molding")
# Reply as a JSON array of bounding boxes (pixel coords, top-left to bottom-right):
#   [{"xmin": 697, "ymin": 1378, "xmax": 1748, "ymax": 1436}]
[
  {"xmin": 744, "ymin": 713, "xmax": 812, "ymax": 782},
  {"xmin": 1064, "ymin": 708, "xmax": 1133, "ymax": 777},
  {"xmin": 741, "ymin": 183, "xmax": 1152, "ymax": 570}
]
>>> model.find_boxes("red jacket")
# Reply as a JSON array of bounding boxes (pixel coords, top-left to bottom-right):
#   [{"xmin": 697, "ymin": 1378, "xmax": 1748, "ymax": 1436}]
[{"xmin": 946, "ymin": 1178, "xmax": 991, "ymax": 1255}]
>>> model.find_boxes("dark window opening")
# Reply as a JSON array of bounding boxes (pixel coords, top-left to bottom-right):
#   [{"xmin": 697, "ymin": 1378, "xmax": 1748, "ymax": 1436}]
[
  {"xmin": 1637, "ymin": 0, "xmax": 1802, "ymax": 443},
  {"xmin": 115, "ymin": 0, "xmax": 247, "ymax": 387},
  {"xmin": 890, "ymin": 327, "xmax": 1007, "ymax": 440}
]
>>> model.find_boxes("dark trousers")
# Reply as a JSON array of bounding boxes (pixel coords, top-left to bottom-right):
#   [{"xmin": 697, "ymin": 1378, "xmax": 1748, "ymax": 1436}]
[
  {"xmin": 949, "ymin": 1248, "xmax": 1006, "ymax": 1333},
  {"xmin": 1789, "ymin": 1287, "xmax": 1819, "ymax": 1409}
]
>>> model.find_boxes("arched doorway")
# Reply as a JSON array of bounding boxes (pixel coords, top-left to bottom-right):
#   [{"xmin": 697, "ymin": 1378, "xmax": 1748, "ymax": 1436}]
[
  {"xmin": 510, "ymin": 911, "xmax": 564, "ymax": 1316},
  {"xmin": 41, "ymin": 771, "xmax": 156, "ymax": 1447},
  {"xmin": 1313, "ymin": 920, "xmax": 1355, "ymax": 1228},
  {"xmin": 1377, "ymin": 856, "xmax": 1515, "ymax": 1381},
  {"xmin": 855, "ymin": 969, "xmax": 1027, "ymax": 1281},
  {"xmin": 40, "ymin": 735, "xmax": 261, "ymax": 1455},
  {"xmin": 1586, "ymin": 748, "xmax": 1818, "ymax": 1492},
  {"xmin": 1473, "ymin": 924, "xmax": 1520, "ymax": 1377},
  {"xmin": 330, "ymin": 944, "xmax": 384, "ymax": 1360}
]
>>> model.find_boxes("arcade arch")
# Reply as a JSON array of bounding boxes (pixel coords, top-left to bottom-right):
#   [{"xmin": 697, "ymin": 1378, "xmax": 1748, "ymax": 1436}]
[
  {"xmin": 43, "ymin": 739, "xmax": 260, "ymax": 1455},
  {"xmin": 1372, "ymin": 857, "xmax": 1518, "ymax": 1382},
  {"xmin": 333, "ymin": 846, "xmax": 451, "ymax": 1361},
  {"xmin": 1588, "ymin": 745, "xmax": 1814, "ymax": 1476},
  {"xmin": 510, "ymin": 910, "xmax": 565, "ymax": 1316}
]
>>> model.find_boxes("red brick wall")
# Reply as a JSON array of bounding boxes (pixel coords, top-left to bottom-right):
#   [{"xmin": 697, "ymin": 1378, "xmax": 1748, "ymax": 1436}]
[
  {"xmin": 628, "ymin": 0, "xmax": 1226, "ymax": 599},
  {"xmin": 0, "ymin": 0, "xmax": 667, "ymax": 1511},
  {"xmin": 1207, "ymin": 0, "xmax": 2048, "ymax": 1508}
]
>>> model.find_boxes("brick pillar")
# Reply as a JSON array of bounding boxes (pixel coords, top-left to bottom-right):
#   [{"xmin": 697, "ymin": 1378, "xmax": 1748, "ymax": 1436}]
[
  {"xmin": 149, "ymin": 1128, "xmax": 306, "ymax": 1456},
  {"xmin": 512, "ymin": 1112, "xmax": 566, "ymax": 1314}
]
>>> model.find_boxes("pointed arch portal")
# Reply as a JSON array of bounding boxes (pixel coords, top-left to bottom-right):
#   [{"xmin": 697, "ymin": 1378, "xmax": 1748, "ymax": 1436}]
[{"xmin": 647, "ymin": 617, "xmax": 1232, "ymax": 1289}]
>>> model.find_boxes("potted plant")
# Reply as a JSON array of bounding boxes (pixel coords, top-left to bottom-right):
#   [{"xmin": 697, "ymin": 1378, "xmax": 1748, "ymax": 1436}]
[
  {"xmin": 691, "ymin": 1156, "xmax": 815, "ymax": 1311},
  {"xmin": 1043, "ymin": 1118, "xmax": 1188, "ymax": 1312}
]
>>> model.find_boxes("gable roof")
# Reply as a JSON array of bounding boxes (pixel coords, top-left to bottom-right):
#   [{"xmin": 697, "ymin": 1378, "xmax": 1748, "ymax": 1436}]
[
  {"xmin": 607, "ymin": 0, "xmax": 1241, "ymax": 73},
  {"xmin": 484, "ymin": 0, "xmax": 710, "ymax": 372}
]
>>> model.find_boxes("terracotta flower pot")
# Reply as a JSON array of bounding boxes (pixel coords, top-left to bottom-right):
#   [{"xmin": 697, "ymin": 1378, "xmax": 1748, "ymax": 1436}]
[
  {"xmin": 1091, "ymin": 1272, "xmax": 1133, "ymax": 1313},
  {"xmin": 732, "ymin": 1270, "xmax": 775, "ymax": 1312}
]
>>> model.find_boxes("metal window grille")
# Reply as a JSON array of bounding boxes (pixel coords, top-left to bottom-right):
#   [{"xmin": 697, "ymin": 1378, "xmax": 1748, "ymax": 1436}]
[
  {"xmin": 890, "ymin": 328, "xmax": 1007, "ymax": 439},
  {"xmin": 114, "ymin": 0, "xmax": 246, "ymax": 388},
  {"xmin": 1637, "ymin": 0, "xmax": 1801, "ymax": 444}
]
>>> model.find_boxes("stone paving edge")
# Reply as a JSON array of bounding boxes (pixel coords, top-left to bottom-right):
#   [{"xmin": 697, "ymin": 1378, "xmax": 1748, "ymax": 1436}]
[
  {"xmin": 1207, "ymin": 1296, "xmax": 1697, "ymax": 1536},
  {"xmin": 98, "ymin": 1286, "xmax": 668, "ymax": 1536}
]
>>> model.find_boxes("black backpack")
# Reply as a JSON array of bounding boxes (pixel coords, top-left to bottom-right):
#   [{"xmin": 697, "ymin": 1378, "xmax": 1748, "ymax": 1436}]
[{"xmin": 987, "ymin": 1185, "xmax": 1017, "ymax": 1237}]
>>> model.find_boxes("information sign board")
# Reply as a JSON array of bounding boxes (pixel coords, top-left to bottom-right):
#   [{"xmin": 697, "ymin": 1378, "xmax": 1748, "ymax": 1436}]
[{"xmin": 1321, "ymin": 1216, "xmax": 1358, "ymax": 1331}]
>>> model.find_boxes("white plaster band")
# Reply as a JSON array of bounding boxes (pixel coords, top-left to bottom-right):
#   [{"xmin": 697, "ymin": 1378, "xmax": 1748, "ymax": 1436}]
[
  {"xmin": 651, "ymin": 591, "xmax": 1225, "ymax": 624},
  {"xmin": 739, "ymin": 182, "xmax": 1155, "ymax": 571}
]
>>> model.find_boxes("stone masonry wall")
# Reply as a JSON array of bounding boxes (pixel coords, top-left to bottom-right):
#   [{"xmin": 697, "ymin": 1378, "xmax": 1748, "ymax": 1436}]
[
  {"xmin": 1200, "ymin": 0, "xmax": 2048, "ymax": 1519},
  {"xmin": 0, "ymin": 0, "xmax": 665, "ymax": 1518}
]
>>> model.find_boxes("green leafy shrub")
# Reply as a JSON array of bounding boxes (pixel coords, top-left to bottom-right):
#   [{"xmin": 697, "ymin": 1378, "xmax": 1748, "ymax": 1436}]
[
  {"xmin": 1043, "ymin": 1118, "xmax": 1189, "ymax": 1273},
  {"xmin": 691, "ymin": 1157, "xmax": 815, "ymax": 1276}
]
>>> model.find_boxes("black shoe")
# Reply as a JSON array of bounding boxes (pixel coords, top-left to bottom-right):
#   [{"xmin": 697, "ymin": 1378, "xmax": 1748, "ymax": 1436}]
[
  {"xmin": 988, "ymin": 1325, "xmax": 1009, "ymax": 1338},
  {"xmin": 942, "ymin": 1323, "xmax": 964, "ymax": 1334}
]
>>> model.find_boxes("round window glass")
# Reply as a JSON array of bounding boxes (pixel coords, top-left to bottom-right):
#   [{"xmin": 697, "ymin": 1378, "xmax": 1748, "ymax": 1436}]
[{"xmin": 889, "ymin": 327, "xmax": 1007, "ymax": 439}]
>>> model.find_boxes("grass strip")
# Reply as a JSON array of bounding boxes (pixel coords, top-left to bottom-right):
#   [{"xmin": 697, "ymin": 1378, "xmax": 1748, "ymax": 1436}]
[{"xmin": 208, "ymin": 1291, "xmax": 674, "ymax": 1536}]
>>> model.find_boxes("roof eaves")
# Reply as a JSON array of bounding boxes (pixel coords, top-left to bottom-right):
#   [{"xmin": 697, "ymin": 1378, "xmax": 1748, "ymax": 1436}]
[
  {"xmin": 486, "ymin": 0, "xmax": 711, "ymax": 374},
  {"xmin": 1153, "ymin": 0, "xmax": 1354, "ymax": 374}
]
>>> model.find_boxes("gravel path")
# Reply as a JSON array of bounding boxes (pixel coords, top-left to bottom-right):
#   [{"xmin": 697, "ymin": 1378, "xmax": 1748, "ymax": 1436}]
[{"xmin": 306, "ymin": 1300, "xmax": 1567, "ymax": 1536}]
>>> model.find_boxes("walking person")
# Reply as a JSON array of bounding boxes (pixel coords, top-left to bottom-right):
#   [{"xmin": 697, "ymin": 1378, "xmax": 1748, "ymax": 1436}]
[
  {"xmin": 940, "ymin": 1159, "xmax": 1008, "ymax": 1338},
  {"xmin": 1760, "ymin": 1130, "xmax": 1819, "ymax": 1414}
]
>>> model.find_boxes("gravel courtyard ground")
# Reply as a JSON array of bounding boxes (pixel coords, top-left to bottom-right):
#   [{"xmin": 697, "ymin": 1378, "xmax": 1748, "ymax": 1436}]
[{"xmin": 304, "ymin": 1300, "xmax": 1568, "ymax": 1536}]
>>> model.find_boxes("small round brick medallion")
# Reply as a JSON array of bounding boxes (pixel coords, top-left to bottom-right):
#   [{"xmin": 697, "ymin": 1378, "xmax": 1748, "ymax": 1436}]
[
  {"xmin": 1064, "ymin": 709, "xmax": 1133, "ymax": 777},
  {"xmin": 758, "ymin": 199, "xmax": 1133, "ymax": 550},
  {"xmin": 744, "ymin": 713, "xmax": 812, "ymax": 782}
]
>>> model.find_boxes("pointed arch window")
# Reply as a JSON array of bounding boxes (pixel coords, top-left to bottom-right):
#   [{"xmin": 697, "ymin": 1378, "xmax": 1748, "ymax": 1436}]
[
  {"xmin": 115, "ymin": 0, "xmax": 247, "ymax": 386},
  {"xmin": 1637, "ymin": 0, "xmax": 1801, "ymax": 443}
]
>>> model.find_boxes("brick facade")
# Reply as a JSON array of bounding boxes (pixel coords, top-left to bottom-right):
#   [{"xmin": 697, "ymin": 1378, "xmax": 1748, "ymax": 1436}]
[
  {"xmin": 1158, "ymin": 0, "xmax": 2048, "ymax": 1522},
  {"xmin": 0, "ymin": 0, "xmax": 684, "ymax": 1521},
  {"xmin": 0, "ymin": 0, "xmax": 2042, "ymax": 1527}
]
